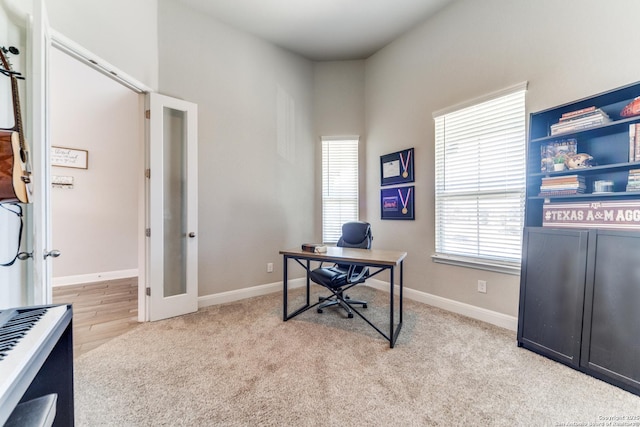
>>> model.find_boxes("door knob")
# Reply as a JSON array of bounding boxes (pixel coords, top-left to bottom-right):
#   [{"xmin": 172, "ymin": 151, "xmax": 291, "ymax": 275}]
[
  {"xmin": 44, "ymin": 249, "xmax": 61, "ymax": 259},
  {"xmin": 188, "ymin": 232, "xmax": 196, "ymax": 238}
]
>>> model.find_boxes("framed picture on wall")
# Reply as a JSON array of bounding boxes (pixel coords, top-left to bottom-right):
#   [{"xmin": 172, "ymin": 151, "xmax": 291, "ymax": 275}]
[
  {"xmin": 380, "ymin": 147, "xmax": 414, "ymax": 186},
  {"xmin": 51, "ymin": 146, "xmax": 88, "ymax": 169},
  {"xmin": 381, "ymin": 186, "xmax": 414, "ymax": 220}
]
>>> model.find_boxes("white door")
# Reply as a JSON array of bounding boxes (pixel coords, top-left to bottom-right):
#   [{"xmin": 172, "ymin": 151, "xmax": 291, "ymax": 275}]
[
  {"xmin": 147, "ymin": 93, "xmax": 198, "ymax": 321},
  {"xmin": 30, "ymin": 0, "xmax": 56, "ymax": 305}
]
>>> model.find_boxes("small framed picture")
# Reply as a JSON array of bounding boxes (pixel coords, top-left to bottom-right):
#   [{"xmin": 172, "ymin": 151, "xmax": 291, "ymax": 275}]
[
  {"xmin": 51, "ymin": 146, "xmax": 88, "ymax": 169},
  {"xmin": 380, "ymin": 148, "xmax": 414, "ymax": 186},
  {"xmin": 381, "ymin": 186, "xmax": 414, "ymax": 220}
]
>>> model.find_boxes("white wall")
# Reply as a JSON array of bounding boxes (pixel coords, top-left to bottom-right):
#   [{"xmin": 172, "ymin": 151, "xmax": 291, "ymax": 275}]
[
  {"xmin": 157, "ymin": 0, "xmax": 316, "ymax": 295},
  {"xmin": 45, "ymin": 0, "xmax": 158, "ymax": 90},
  {"xmin": 313, "ymin": 60, "xmax": 367, "ymax": 236},
  {"xmin": 50, "ymin": 48, "xmax": 140, "ymax": 281},
  {"xmin": 364, "ymin": 0, "xmax": 640, "ymax": 317}
]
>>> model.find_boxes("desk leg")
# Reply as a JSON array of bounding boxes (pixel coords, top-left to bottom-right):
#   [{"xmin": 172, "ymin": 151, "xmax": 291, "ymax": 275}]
[
  {"xmin": 283, "ymin": 255, "xmax": 288, "ymax": 321},
  {"xmin": 390, "ymin": 266, "xmax": 395, "ymax": 348},
  {"xmin": 283, "ymin": 256, "xmax": 316, "ymax": 321},
  {"xmin": 306, "ymin": 260, "xmax": 311, "ymax": 306},
  {"xmin": 389, "ymin": 261, "xmax": 404, "ymax": 348},
  {"xmin": 399, "ymin": 260, "xmax": 404, "ymax": 325}
]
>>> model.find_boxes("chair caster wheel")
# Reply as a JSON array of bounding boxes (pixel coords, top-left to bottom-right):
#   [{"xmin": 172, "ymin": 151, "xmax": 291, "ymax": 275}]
[
  {"xmin": 348, "ymin": 313, "xmax": 354, "ymax": 318},
  {"xmin": 317, "ymin": 309, "xmax": 323, "ymax": 313},
  {"xmin": 363, "ymin": 304, "xmax": 368, "ymax": 309}
]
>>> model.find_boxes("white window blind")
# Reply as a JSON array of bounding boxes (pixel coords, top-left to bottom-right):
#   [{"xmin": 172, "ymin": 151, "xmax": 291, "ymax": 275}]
[
  {"xmin": 434, "ymin": 84, "xmax": 526, "ymax": 266},
  {"xmin": 322, "ymin": 137, "xmax": 359, "ymax": 243}
]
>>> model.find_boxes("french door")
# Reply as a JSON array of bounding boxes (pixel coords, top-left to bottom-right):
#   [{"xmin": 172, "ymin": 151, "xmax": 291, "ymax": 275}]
[{"xmin": 146, "ymin": 93, "xmax": 198, "ymax": 321}]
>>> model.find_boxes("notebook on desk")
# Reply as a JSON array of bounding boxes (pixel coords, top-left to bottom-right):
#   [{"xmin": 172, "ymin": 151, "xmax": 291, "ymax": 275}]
[{"xmin": 301, "ymin": 243, "xmax": 327, "ymax": 253}]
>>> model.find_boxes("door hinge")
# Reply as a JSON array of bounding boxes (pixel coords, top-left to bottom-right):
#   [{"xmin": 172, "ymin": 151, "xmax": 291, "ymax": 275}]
[
  {"xmin": 145, "ymin": 228, "xmax": 151, "ymax": 237},
  {"xmin": 145, "ymin": 109, "xmax": 150, "ymax": 119},
  {"xmin": 146, "ymin": 287, "xmax": 151, "ymax": 296},
  {"xmin": 145, "ymin": 168, "xmax": 150, "ymax": 179}
]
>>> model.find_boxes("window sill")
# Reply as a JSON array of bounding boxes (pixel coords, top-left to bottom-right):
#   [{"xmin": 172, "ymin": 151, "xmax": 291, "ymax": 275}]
[{"xmin": 431, "ymin": 254, "xmax": 521, "ymax": 276}]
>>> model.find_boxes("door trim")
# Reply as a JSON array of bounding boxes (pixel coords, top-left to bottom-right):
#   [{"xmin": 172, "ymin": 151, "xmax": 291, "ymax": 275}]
[{"xmin": 49, "ymin": 34, "xmax": 149, "ymax": 321}]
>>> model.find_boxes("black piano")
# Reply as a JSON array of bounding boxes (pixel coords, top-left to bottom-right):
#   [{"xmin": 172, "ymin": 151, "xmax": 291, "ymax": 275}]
[{"xmin": 0, "ymin": 304, "xmax": 74, "ymax": 426}]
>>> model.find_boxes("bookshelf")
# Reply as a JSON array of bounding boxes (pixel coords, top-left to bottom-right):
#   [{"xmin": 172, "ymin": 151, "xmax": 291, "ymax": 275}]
[
  {"xmin": 525, "ymin": 81, "xmax": 640, "ymax": 227},
  {"xmin": 518, "ymin": 81, "xmax": 640, "ymax": 397}
]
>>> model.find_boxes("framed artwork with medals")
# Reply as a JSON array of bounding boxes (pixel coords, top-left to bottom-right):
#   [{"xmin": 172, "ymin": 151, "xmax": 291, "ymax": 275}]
[
  {"xmin": 381, "ymin": 185, "xmax": 414, "ymax": 220},
  {"xmin": 380, "ymin": 148, "xmax": 414, "ymax": 186}
]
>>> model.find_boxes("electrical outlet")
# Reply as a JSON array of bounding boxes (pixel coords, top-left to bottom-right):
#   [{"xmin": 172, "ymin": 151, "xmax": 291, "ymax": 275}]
[
  {"xmin": 477, "ymin": 280, "xmax": 487, "ymax": 293},
  {"xmin": 267, "ymin": 263, "xmax": 274, "ymax": 273}
]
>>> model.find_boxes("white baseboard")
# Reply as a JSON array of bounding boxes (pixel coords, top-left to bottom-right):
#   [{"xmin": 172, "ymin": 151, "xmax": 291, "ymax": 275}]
[
  {"xmin": 53, "ymin": 269, "xmax": 138, "ymax": 287},
  {"xmin": 366, "ymin": 278, "xmax": 517, "ymax": 331},
  {"xmin": 197, "ymin": 278, "xmax": 306, "ymax": 308},
  {"xmin": 197, "ymin": 277, "xmax": 517, "ymax": 332}
]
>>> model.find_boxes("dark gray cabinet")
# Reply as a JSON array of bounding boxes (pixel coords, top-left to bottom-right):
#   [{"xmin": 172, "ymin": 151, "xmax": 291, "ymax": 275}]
[
  {"xmin": 518, "ymin": 227, "xmax": 640, "ymax": 396},
  {"xmin": 518, "ymin": 227, "xmax": 588, "ymax": 368},
  {"xmin": 581, "ymin": 230, "xmax": 640, "ymax": 395}
]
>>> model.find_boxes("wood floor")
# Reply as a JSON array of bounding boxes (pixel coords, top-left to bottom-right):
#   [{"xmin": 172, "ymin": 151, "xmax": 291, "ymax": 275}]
[{"xmin": 52, "ymin": 277, "xmax": 139, "ymax": 358}]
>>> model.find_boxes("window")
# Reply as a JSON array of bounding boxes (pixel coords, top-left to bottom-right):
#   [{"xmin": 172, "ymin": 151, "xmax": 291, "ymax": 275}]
[
  {"xmin": 433, "ymin": 83, "xmax": 527, "ymax": 271},
  {"xmin": 322, "ymin": 137, "xmax": 359, "ymax": 243}
]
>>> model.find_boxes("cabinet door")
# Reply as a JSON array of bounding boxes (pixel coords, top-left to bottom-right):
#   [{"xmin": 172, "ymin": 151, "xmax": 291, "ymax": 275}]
[
  {"xmin": 518, "ymin": 227, "xmax": 589, "ymax": 367},
  {"xmin": 581, "ymin": 230, "xmax": 640, "ymax": 394}
]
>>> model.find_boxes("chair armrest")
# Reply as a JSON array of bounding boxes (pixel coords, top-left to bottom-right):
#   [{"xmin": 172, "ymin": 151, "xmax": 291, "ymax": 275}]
[{"xmin": 346, "ymin": 264, "xmax": 368, "ymax": 284}]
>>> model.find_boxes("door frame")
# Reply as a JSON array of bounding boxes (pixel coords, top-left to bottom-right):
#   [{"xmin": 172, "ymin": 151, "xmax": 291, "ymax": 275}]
[{"xmin": 50, "ymin": 32, "xmax": 152, "ymax": 321}]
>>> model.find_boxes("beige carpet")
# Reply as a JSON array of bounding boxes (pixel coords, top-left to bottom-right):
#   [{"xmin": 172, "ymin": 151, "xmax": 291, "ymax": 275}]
[{"xmin": 74, "ymin": 286, "xmax": 640, "ymax": 426}]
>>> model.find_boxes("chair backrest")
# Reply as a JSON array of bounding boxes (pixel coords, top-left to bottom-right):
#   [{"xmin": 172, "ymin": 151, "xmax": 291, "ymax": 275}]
[{"xmin": 337, "ymin": 221, "xmax": 372, "ymax": 249}]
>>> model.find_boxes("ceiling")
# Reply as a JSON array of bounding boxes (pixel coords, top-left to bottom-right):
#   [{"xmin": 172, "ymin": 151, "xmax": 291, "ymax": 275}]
[{"xmin": 175, "ymin": 0, "xmax": 457, "ymax": 61}]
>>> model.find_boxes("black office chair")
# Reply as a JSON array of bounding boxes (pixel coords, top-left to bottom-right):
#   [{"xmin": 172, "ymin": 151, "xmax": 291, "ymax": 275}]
[{"xmin": 310, "ymin": 221, "xmax": 372, "ymax": 318}]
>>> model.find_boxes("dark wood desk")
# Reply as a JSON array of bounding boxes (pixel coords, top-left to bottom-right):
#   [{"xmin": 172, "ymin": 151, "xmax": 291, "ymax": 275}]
[{"xmin": 279, "ymin": 247, "xmax": 407, "ymax": 348}]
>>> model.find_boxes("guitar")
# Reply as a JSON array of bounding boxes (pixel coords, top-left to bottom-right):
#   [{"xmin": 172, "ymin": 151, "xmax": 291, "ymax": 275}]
[{"xmin": 0, "ymin": 46, "xmax": 31, "ymax": 203}]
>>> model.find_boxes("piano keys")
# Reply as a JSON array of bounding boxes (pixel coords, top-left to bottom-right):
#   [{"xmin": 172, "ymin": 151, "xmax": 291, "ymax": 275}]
[{"xmin": 0, "ymin": 304, "xmax": 74, "ymax": 426}]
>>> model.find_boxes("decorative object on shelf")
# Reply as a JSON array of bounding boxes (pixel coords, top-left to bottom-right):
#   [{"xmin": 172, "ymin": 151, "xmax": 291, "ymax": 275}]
[
  {"xmin": 593, "ymin": 180, "xmax": 614, "ymax": 194},
  {"xmin": 540, "ymin": 139, "xmax": 576, "ymax": 172},
  {"xmin": 381, "ymin": 185, "xmax": 414, "ymax": 220},
  {"xmin": 380, "ymin": 148, "xmax": 414, "ymax": 186},
  {"xmin": 51, "ymin": 146, "xmax": 88, "ymax": 169},
  {"xmin": 621, "ymin": 96, "xmax": 640, "ymax": 118},
  {"xmin": 550, "ymin": 107, "xmax": 610, "ymax": 136},
  {"xmin": 565, "ymin": 153, "xmax": 593, "ymax": 169},
  {"xmin": 543, "ymin": 200, "xmax": 640, "ymax": 230}
]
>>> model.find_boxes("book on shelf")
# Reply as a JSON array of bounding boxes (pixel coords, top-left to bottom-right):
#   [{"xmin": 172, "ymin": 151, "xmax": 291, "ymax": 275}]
[
  {"xmin": 631, "ymin": 124, "xmax": 637, "ymax": 161},
  {"xmin": 550, "ymin": 111, "xmax": 611, "ymax": 135},
  {"xmin": 541, "ymin": 175, "xmax": 584, "ymax": 183},
  {"xmin": 560, "ymin": 106, "xmax": 596, "ymax": 120},
  {"xmin": 541, "ymin": 174, "xmax": 583, "ymax": 183},
  {"xmin": 630, "ymin": 123, "xmax": 640, "ymax": 162},
  {"xmin": 539, "ymin": 189, "xmax": 585, "ymax": 197},
  {"xmin": 626, "ymin": 169, "xmax": 640, "ymax": 191},
  {"xmin": 558, "ymin": 106, "xmax": 609, "ymax": 123},
  {"xmin": 539, "ymin": 175, "xmax": 585, "ymax": 196},
  {"xmin": 301, "ymin": 243, "xmax": 327, "ymax": 253}
]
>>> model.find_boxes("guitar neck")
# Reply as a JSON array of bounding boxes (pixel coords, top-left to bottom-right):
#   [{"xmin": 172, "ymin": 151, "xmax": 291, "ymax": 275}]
[{"xmin": 10, "ymin": 76, "xmax": 26, "ymax": 152}]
